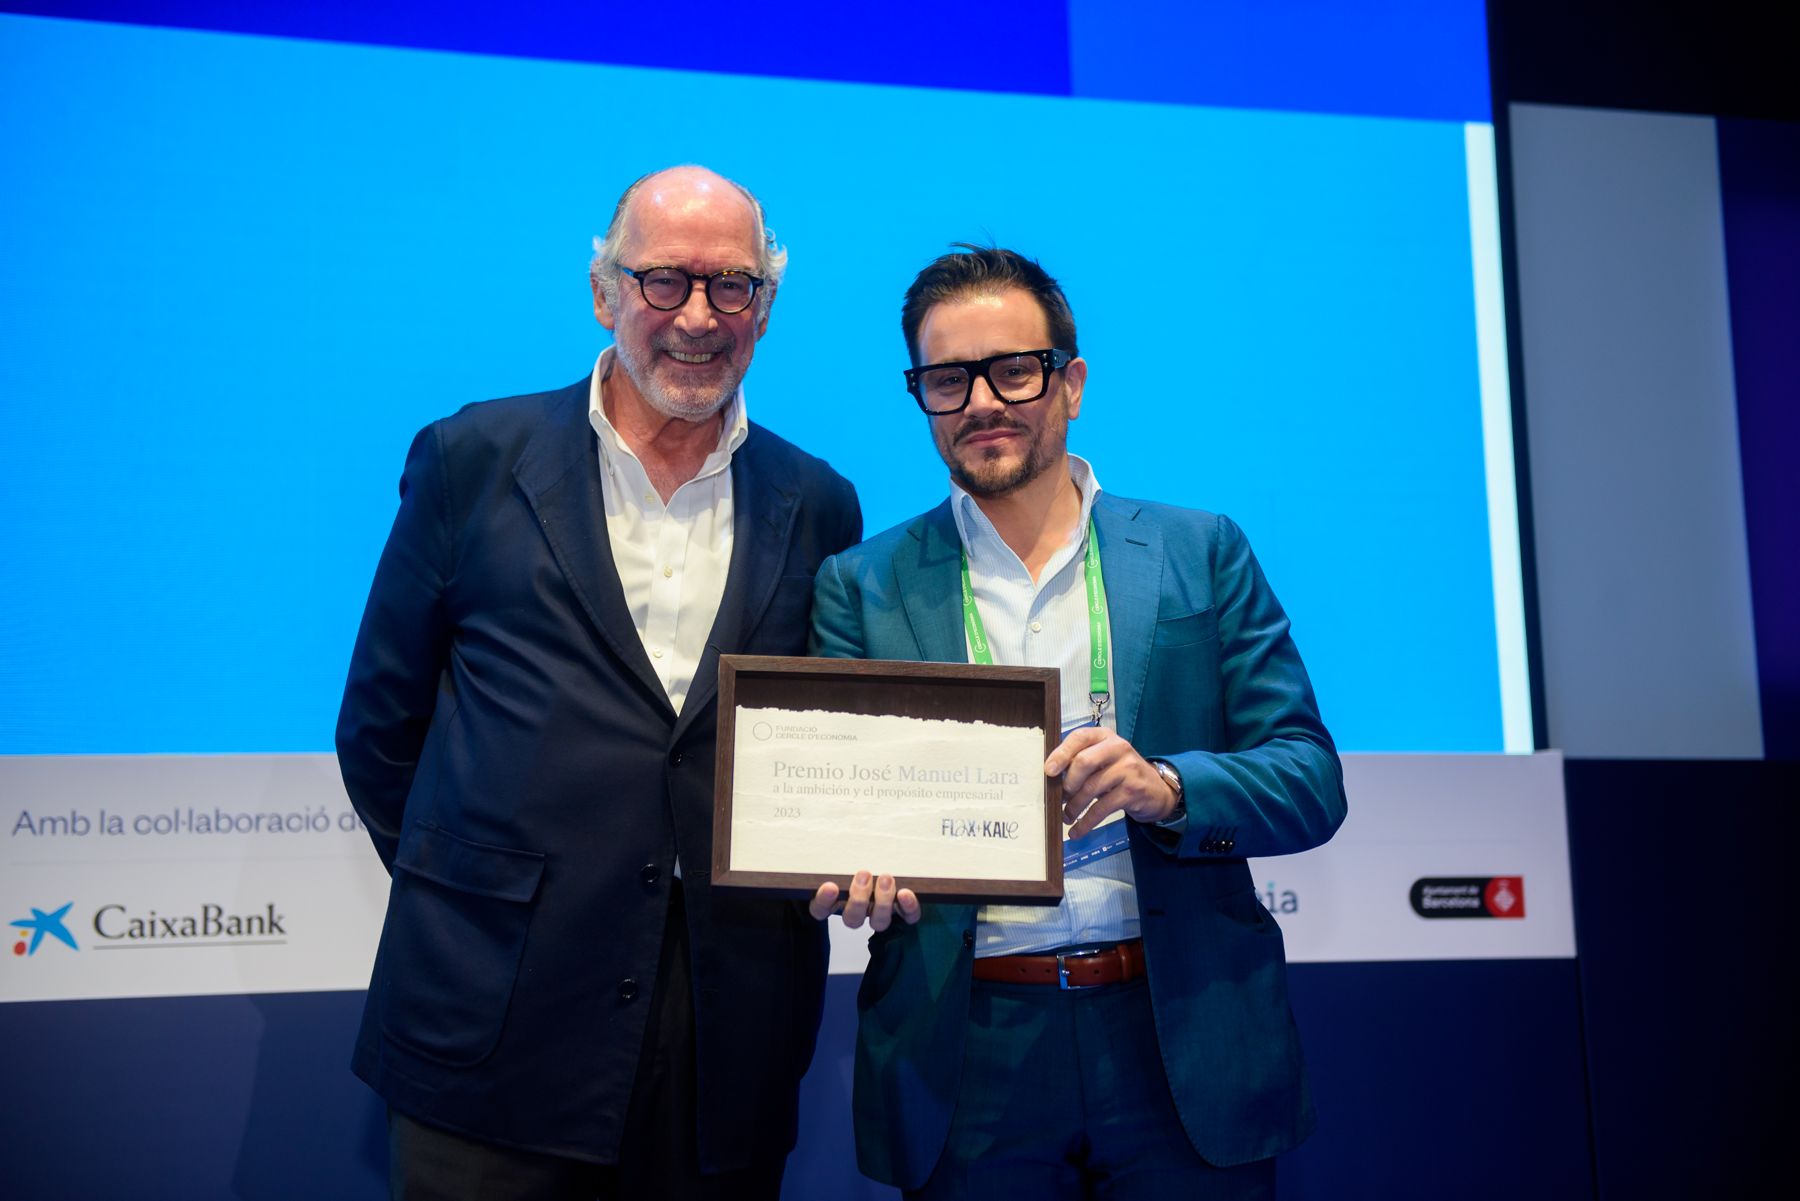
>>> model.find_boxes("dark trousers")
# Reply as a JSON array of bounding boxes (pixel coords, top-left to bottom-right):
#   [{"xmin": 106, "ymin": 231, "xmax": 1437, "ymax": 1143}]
[
  {"xmin": 389, "ymin": 883, "xmax": 785, "ymax": 1201},
  {"xmin": 908, "ymin": 975, "xmax": 1275, "ymax": 1201}
]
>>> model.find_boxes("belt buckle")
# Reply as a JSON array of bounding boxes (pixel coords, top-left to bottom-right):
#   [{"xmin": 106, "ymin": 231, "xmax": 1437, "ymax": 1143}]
[{"xmin": 1056, "ymin": 947, "xmax": 1104, "ymax": 990}]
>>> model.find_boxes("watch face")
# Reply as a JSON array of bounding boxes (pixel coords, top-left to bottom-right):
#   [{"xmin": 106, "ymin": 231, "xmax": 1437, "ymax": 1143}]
[{"xmin": 1152, "ymin": 760, "xmax": 1184, "ymax": 805}]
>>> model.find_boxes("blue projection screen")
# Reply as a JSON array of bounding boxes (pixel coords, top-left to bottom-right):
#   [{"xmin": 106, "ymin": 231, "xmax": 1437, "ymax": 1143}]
[{"xmin": 0, "ymin": 4, "xmax": 1528, "ymax": 754}]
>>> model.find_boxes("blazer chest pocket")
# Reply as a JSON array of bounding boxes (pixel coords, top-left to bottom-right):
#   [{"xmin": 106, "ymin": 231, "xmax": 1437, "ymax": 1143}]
[
  {"xmin": 378, "ymin": 823, "xmax": 545, "ymax": 1067},
  {"xmin": 1153, "ymin": 607, "xmax": 1218, "ymax": 648}
]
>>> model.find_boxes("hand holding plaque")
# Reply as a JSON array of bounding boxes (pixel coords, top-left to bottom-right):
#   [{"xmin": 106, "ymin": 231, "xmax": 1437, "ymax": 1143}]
[
  {"xmin": 1047, "ymin": 725, "xmax": 1182, "ymax": 838},
  {"xmin": 806, "ymin": 871, "xmax": 922, "ymax": 932}
]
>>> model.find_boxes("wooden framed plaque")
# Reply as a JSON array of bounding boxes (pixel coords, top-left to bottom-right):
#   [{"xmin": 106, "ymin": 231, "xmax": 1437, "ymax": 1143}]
[{"xmin": 713, "ymin": 655, "xmax": 1063, "ymax": 904}]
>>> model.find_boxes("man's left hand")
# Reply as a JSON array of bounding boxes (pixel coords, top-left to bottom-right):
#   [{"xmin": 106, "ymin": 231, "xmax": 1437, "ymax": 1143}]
[{"xmin": 1046, "ymin": 727, "xmax": 1180, "ymax": 839}]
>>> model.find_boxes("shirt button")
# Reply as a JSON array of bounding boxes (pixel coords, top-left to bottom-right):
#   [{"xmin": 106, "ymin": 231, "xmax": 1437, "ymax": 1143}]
[
  {"xmin": 1029, "ymin": 621, "xmax": 1042, "ymax": 633},
  {"xmin": 643, "ymin": 492, "xmax": 656, "ymax": 505},
  {"xmin": 652, "ymin": 648, "xmax": 664, "ymax": 659},
  {"xmin": 663, "ymin": 566, "xmax": 674, "ymax": 578},
  {"xmin": 618, "ymin": 978, "xmax": 639, "ymax": 1001}
]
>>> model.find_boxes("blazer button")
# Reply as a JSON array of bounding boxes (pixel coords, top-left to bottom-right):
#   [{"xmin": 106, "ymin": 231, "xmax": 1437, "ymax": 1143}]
[
  {"xmin": 668, "ymin": 749, "xmax": 685, "ymax": 766},
  {"xmin": 618, "ymin": 978, "xmax": 639, "ymax": 1001},
  {"xmin": 640, "ymin": 864, "xmax": 661, "ymax": 887},
  {"xmin": 962, "ymin": 930, "xmax": 975, "ymax": 949}
]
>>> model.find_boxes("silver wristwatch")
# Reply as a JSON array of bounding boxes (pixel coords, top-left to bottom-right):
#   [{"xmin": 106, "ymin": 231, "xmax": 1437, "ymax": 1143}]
[{"xmin": 1147, "ymin": 758, "xmax": 1187, "ymax": 828}]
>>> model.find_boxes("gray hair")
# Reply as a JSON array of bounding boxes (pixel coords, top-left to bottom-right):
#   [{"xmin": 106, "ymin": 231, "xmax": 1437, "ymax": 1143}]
[{"xmin": 588, "ymin": 167, "xmax": 788, "ymax": 320}]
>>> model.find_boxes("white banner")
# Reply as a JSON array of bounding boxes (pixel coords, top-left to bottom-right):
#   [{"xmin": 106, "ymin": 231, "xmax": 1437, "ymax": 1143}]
[
  {"xmin": 2, "ymin": 755, "xmax": 388, "ymax": 1003},
  {"xmin": 1259, "ymin": 750, "xmax": 1573, "ymax": 963},
  {"xmin": 3, "ymin": 751, "xmax": 1574, "ymax": 1002}
]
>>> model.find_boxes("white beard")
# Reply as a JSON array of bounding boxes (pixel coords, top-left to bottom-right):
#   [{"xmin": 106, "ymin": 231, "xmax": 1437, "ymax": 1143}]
[{"xmin": 615, "ymin": 338, "xmax": 743, "ymax": 421}]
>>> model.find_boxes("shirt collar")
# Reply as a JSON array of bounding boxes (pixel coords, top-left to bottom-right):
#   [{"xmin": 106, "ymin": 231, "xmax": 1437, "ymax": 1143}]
[
  {"xmin": 587, "ymin": 347, "xmax": 749, "ymax": 478},
  {"xmin": 950, "ymin": 454, "xmax": 1103, "ymax": 567}
]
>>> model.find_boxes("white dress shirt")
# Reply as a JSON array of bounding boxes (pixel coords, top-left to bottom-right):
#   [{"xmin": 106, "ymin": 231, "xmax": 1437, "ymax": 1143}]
[
  {"xmin": 951, "ymin": 456, "xmax": 1141, "ymax": 957},
  {"xmin": 587, "ymin": 349, "xmax": 747, "ymax": 716}
]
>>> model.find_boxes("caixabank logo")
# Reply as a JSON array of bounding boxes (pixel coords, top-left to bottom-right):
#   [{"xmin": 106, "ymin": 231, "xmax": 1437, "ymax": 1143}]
[
  {"xmin": 90, "ymin": 902, "xmax": 289, "ymax": 947},
  {"xmin": 10, "ymin": 900, "xmax": 289, "ymax": 958},
  {"xmin": 1410, "ymin": 876, "xmax": 1525, "ymax": 919},
  {"xmin": 11, "ymin": 902, "xmax": 80, "ymax": 957}
]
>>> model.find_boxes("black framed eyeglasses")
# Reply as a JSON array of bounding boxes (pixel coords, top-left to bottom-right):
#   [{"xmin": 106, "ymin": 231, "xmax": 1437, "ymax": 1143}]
[
  {"xmin": 621, "ymin": 266, "xmax": 764, "ymax": 314},
  {"xmin": 903, "ymin": 348, "xmax": 1076, "ymax": 415}
]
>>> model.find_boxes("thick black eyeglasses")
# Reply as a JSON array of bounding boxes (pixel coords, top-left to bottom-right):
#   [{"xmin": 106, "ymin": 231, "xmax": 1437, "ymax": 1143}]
[
  {"xmin": 621, "ymin": 266, "xmax": 764, "ymax": 314},
  {"xmin": 903, "ymin": 348, "xmax": 1076, "ymax": 415}
]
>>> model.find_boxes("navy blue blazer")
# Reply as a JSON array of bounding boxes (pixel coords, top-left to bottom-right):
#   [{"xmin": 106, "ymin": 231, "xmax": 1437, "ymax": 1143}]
[
  {"xmin": 336, "ymin": 376, "xmax": 860, "ymax": 1169},
  {"xmin": 809, "ymin": 493, "xmax": 1345, "ymax": 1186}
]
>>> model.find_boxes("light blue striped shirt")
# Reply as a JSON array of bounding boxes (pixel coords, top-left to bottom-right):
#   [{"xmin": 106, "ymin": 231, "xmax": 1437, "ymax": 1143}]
[{"xmin": 950, "ymin": 456, "xmax": 1141, "ymax": 957}]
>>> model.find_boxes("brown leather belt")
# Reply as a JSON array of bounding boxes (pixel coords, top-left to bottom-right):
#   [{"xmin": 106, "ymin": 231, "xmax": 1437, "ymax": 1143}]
[{"xmin": 971, "ymin": 940, "xmax": 1146, "ymax": 989}]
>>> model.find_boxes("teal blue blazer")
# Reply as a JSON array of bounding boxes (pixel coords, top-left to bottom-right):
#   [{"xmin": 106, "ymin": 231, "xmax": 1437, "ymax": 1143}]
[{"xmin": 809, "ymin": 493, "xmax": 1346, "ymax": 1187}]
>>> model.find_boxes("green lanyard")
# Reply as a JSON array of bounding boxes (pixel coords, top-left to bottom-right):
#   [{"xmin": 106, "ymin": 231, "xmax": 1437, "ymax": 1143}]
[{"xmin": 960, "ymin": 517, "xmax": 1113, "ymax": 727}]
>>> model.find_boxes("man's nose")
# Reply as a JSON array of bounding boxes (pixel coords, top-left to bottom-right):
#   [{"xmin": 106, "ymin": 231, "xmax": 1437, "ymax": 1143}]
[
  {"xmin": 672, "ymin": 281, "xmax": 717, "ymax": 334},
  {"xmin": 965, "ymin": 373, "xmax": 1005, "ymax": 414}
]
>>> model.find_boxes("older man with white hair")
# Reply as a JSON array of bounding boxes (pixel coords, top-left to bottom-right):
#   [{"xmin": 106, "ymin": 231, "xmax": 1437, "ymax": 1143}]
[{"xmin": 337, "ymin": 165, "xmax": 861, "ymax": 1200}]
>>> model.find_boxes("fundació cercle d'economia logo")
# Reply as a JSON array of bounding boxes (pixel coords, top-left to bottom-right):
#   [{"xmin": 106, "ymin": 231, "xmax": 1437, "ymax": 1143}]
[{"xmin": 11, "ymin": 902, "xmax": 80, "ymax": 957}]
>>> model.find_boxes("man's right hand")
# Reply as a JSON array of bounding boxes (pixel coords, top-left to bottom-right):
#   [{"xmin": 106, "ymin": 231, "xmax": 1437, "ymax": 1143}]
[{"xmin": 808, "ymin": 871, "xmax": 921, "ymax": 932}]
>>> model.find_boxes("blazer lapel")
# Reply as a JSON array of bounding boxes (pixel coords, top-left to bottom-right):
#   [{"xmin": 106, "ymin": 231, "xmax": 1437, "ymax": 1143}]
[
  {"xmin": 512, "ymin": 380, "xmax": 672, "ymax": 715},
  {"xmin": 1092, "ymin": 495, "xmax": 1162, "ymax": 745},
  {"xmin": 895, "ymin": 501, "xmax": 967, "ymax": 664},
  {"xmin": 673, "ymin": 428, "xmax": 800, "ymax": 741}
]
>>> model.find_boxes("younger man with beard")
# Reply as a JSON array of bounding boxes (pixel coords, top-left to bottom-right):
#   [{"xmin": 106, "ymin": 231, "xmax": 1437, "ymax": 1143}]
[{"xmin": 809, "ymin": 246, "xmax": 1345, "ymax": 1198}]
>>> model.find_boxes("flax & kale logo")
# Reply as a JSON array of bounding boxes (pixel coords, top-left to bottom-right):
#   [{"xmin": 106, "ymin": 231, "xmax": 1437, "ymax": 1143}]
[
  {"xmin": 1410, "ymin": 876, "xmax": 1525, "ymax": 919},
  {"xmin": 11, "ymin": 902, "xmax": 80, "ymax": 957}
]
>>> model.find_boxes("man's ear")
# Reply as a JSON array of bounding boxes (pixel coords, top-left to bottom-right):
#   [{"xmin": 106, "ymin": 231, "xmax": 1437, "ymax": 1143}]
[
  {"xmin": 592, "ymin": 275, "xmax": 617, "ymax": 331},
  {"xmin": 1062, "ymin": 356, "xmax": 1087, "ymax": 421}
]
